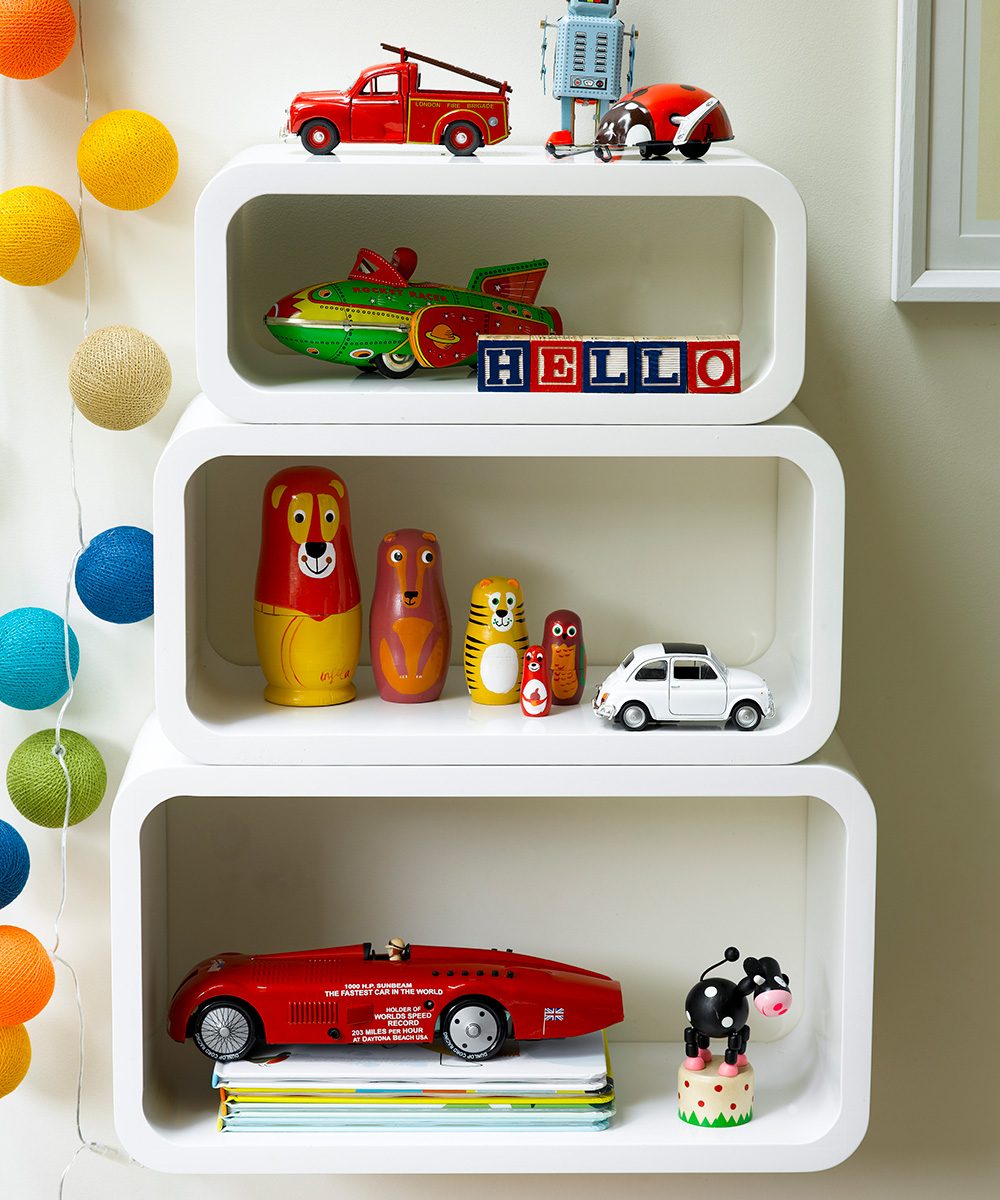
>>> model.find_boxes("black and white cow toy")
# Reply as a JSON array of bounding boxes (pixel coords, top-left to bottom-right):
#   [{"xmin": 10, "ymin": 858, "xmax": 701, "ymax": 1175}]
[{"xmin": 683, "ymin": 947, "xmax": 791, "ymax": 1077}]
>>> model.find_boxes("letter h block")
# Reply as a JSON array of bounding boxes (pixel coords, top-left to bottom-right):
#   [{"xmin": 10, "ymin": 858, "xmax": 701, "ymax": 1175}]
[{"xmin": 477, "ymin": 338, "xmax": 532, "ymax": 392}]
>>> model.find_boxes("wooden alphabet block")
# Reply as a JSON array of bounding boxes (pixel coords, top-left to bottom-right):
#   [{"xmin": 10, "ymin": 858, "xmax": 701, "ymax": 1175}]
[
  {"xmin": 530, "ymin": 336, "xmax": 585, "ymax": 392},
  {"xmin": 635, "ymin": 339, "xmax": 688, "ymax": 393},
  {"xmin": 687, "ymin": 338, "xmax": 741, "ymax": 393},
  {"xmin": 477, "ymin": 338, "xmax": 532, "ymax": 392},
  {"xmin": 582, "ymin": 338, "xmax": 635, "ymax": 393}
]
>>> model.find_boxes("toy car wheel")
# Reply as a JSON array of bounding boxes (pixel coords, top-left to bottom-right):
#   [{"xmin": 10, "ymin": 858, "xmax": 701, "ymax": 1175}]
[
  {"xmin": 191, "ymin": 999, "xmax": 259, "ymax": 1061},
  {"xmin": 300, "ymin": 119, "xmax": 341, "ymax": 155},
  {"xmin": 442, "ymin": 120, "xmax": 482, "ymax": 157},
  {"xmin": 374, "ymin": 350, "xmax": 418, "ymax": 379},
  {"xmin": 441, "ymin": 998, "xmax": 507, "ymax": 1060},
  {"xmin": 620, "ymin": 702, "xmax": 651, "ymax": 731},
  {"xmin": 677, "ymin": 141, "xmax": 710, "ymax": 160},
  {"xmin": 731, "ymin": 701, "xmax": 762, "ymax": 731}
]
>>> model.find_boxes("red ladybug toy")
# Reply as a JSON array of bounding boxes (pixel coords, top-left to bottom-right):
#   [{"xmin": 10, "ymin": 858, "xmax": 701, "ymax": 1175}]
[{"xmin": 584, "ymin": 83, "xmax": 733, "ymax": 161}]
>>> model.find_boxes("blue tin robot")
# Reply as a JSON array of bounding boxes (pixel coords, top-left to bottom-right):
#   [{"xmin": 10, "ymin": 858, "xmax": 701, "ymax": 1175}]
[{"xmin": 541, "ymin": 0, "xmax": 638, "ymax": 145}]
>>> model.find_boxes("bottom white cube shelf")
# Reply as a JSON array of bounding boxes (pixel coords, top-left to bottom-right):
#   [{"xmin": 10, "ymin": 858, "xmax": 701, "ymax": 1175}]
[{"xmin": 110, "ymin": 716, "xmax": 875, "ymax": 1174}]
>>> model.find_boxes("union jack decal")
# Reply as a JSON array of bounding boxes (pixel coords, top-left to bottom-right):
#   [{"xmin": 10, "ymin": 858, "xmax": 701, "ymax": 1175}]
[{"xmin": 543, "ymin": 1007, "xmax": 564, "ymax": 1022}]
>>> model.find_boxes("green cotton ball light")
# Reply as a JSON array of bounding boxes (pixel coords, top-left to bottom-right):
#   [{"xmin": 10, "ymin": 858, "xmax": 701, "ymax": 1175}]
[
  {"xmin": 0, "ymin": 607, "xmax": 78, "ymax": 710},
  {"xmin": 6, "ymin": 729, "xmax": 106, "ymax": 828}
]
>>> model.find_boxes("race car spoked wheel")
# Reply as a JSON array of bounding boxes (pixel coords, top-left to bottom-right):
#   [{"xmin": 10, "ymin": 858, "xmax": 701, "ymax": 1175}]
[
  {"xmin": 374, "ymin": 350, "xmax": 419, "ymax": 379},
  {"xmin": 191, "ymin": 999, "xmax": 258, "ymax": 1061},
  {"xmin": 441, "ymin": 998, "xmax": 507, "ymax": 1061}
]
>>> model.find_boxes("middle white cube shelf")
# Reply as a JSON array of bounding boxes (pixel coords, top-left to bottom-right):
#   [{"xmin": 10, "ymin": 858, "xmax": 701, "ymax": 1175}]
[{"xmin": 154, "ymin": 395, "xmax": 843, "ymax": 767}]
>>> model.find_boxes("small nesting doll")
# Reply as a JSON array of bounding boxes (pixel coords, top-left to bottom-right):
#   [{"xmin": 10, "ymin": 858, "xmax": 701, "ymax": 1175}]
[
  {"xmin": 253, "ymin": 465, "xmax": 361, "ymax": 706},
  {"xmin": 542, "ymin": 609, "xmax": 586, "ymax": 705},
  {"xmin": 369, "ymin": 529, "xmax": 451, "ymax": 703},
  {"xmin": 519, "ymin": 645, "xmax": 551, "ymax": 717},
  {"xmin": 464, "ymin": 577, "xmax": 528, "ymax": 705}
]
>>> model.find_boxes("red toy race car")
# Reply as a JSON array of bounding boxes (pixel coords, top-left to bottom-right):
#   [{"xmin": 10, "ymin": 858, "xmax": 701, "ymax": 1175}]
[{"xmin": 168, "ymin": 940, "xmax": 624, "ymax": 1062}]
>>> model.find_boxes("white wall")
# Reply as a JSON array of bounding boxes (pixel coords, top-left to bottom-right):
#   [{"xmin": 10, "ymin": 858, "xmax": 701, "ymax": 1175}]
[{"xmin": 2, "ymin": 1, "xmax": 997, "ymax": 1196}]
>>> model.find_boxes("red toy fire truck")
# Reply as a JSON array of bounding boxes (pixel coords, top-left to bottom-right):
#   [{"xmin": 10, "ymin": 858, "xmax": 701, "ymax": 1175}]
[{"xmin": 282, "ymin": 44, "xmax": 512, "ymax": 156}]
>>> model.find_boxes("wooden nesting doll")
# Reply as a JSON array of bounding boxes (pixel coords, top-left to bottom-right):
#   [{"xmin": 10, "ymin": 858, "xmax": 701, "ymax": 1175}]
[
  {"xmin": 253, "ymin": 465, "xmax": 362, "ymax": 706},
  {"xmin": 542, "ymin": 608, "xmax": 586, "ymax": 705},
  {"xmin": 519, "ymin": 645, "xmax": 551, "ymax": 717},
  {"xmin": 369, "ymin": 529, "xmax": 451, "ymax": 703},
  {"xmin": 464, "ymin": 577, "xmax": 528, "ymax": 705}
]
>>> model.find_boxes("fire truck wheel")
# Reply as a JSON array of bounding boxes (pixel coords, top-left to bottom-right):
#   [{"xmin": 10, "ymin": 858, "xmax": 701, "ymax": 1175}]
[
  {"xmin": 300, "ymin": 119, "xmax": 341, "ymax": 155},
  {"xmin": 442, "ymin": 121, "xmax": 482, "ymax": 157}
]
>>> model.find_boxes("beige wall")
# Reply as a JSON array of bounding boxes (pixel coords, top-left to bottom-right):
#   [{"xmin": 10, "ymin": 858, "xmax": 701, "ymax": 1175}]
[{"xmin": 2, "ymin": 1, "xmax": 998, "ymax": 1195}]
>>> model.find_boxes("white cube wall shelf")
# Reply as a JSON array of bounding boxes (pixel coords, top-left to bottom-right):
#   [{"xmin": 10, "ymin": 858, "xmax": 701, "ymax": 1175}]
[
  {"xmin": 195, "ymin": 146, "xmax": 806, "ymax": 426},
  {"xmin": 153, "ymin": 395, "xmax": 844, "ymax": 768},
  {"xmin": 110, "ymin": 716, "xmax": 875, "ymax": 1175}
]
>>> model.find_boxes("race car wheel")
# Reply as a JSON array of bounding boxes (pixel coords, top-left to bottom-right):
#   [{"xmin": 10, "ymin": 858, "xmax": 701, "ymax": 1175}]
[
  {"xmin": 620, "ymin": 701, "xmax": 651, "ymax": 731},
  {"xmin": 191, "ymin": 999, "xmax": 259, "ymax": 1061},
  {"xmin": 374, "ymin": 350, "xmax": 419, "ymax": 379},
  {"xmin": 442, "ymin": 120, "xmax": 482, "ymax": 157},
  {"xmin": 300, "ymin": 119, "xmax": 341, "ymax": 155},
  {"xmin": 441, "ymin": 998, "xmax": 507, "ymax": 1061},
  {"xmin": 731, "ymin": 701, "xmax": 762, "ymax": 731},
  {"xmin": 677, "ymin": 141, "xmax": 710, "ymax": 159}
]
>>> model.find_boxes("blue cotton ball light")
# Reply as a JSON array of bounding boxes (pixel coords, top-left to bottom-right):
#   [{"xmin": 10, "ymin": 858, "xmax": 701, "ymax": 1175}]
[
  {"xmin": 0, "ymin": 607, "xmax": 79, "ymax": 710},
  {"xmin": 75, "ymin": 525, "xmax": 153, "ymax": 623},
  {"xmin": 0, "ymin": 821, "xmax": 30, "ymax": 909}
]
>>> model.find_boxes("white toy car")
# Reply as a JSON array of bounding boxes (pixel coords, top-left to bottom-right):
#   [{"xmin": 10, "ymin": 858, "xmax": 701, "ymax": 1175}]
[{"xmin": 593, "ymin": 642, "xmax": 774, "ymax": 732}]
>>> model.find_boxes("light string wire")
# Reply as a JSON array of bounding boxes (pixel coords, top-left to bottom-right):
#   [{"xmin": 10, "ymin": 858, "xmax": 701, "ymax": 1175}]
[{"xmin": 53, "ymin": 6, "xmax": 132, "ymax": 1194}]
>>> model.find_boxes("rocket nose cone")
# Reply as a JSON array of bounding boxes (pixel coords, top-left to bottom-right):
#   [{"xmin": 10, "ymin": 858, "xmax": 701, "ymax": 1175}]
[{"xmin": 265, "ymin": 292, "xmax": 299, "ymax": 323}]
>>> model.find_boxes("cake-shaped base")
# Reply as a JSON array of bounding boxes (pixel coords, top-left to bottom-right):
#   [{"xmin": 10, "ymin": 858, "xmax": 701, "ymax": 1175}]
[{"xmin": 678, "ymin": 1058, "xmax": 754, "ymax": 1128}]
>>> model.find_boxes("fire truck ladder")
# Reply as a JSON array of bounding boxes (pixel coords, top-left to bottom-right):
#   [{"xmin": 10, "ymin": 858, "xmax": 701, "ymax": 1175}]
[{"xmin": 381, "ymin": 44, "xmax": 512, "ymax": 94}]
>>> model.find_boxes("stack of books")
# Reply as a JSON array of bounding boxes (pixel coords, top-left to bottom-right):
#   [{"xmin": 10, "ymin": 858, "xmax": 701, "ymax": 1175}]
[{"xmin": 211, "ymin": 1031, "xmax": 615, "ymax": 1132}]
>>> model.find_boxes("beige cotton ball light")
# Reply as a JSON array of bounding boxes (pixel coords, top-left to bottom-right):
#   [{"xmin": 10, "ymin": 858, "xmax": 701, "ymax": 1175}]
[{"xmin": 68, "ymin": 325, "xmax": 171, "ymax": 430}]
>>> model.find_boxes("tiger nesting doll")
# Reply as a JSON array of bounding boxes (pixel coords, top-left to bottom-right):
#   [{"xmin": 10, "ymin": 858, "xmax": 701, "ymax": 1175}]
[
  {"xmin": 542, "ymin": 608, "xmax": 586, "ymax": 705},
  {"xmin": 464, "ymin": 577, "xmax": 528, "ymax": 705},
  {"xmin": 369, "ymin": 529, "xmax": 451, "ymax": 704},
  {"xmin": 253, "ymin": 464, "xmax": 361, "ymax": 706}
]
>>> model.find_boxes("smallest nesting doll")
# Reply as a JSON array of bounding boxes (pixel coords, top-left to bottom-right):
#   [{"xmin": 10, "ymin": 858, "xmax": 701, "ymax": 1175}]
[
  {"xmin": 369, "ymin": 529, "xmax": 451, "ymax": 703},
  {"xmin": 520, "ymin": 645, "xmax": 551, "ymax": 717},
  {"xmin": 543, "ymin": 609, "xmax": 586, "ymax": 705}
]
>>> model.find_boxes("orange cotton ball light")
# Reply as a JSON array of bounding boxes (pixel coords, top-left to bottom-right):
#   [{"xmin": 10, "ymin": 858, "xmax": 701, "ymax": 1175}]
[
  {"xmin": 0, "ymin": 925, "xmax": 54, "ymax": 1025},
  {"xmin": 0, "ymin": 1023, "xmax": 31, "ymax": 1097},
  {"xmin": 0, "ymin": 185, "xmax": 79, "ymax": 286},
  {"xmin": 77, "ymin": 110, "xmax": 178, "ymax": 210},
  {"xmin": 0, "ymin": 0, "xmax": 76, "ymax": 80}
]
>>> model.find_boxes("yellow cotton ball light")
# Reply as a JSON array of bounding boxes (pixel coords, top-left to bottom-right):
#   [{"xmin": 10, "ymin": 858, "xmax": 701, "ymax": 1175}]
[
  {"xmin": 68, "ymin": 325, "xmax": 172, "ymax": 430},
  {"xmin": 0, "ymin": 185, "xmax": 79, "ymax": 286},
  {"xmin": 0, "ymin": 1023, "xmax": 31, "ymax": 1097},
  {"xmin": 0, "ymin": 0, "xmax": 76, "ymax": 80},
  {"xmin": 0, "ymin": 925, "xmax": 54, "ymax": 1025},
  {"xmin": 77, "ymin": 110, "xmax": 178, "ymax": 210}
]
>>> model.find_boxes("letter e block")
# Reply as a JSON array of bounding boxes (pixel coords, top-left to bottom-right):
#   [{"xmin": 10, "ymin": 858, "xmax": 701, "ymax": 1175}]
[
  {"xmin": 582, "ymin": 338, "xmax": 635, "ymax": 393},
  {"xmin": 687, "ymin": 338, "xmax": 741, "ymax": 393},
  {"xmin": 532, "ymin": 337, "xmax": 584, "ymax": 392},
  {"xmin": 635, "ymin": 340, "xmax": 688, "ymax": 393},
  {"xmin": 478, "ymin": 338, "xmax": 531, "ymax": 392}
]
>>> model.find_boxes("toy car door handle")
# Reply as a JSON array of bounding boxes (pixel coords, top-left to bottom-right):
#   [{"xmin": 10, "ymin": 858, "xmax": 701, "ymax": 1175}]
[{"xmin": 672, "ymin": 96, "xmax": 719, "ymax": 146}]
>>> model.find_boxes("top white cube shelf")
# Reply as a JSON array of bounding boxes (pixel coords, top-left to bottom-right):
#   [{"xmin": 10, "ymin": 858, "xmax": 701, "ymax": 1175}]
[{"xmin": 195, "ymin": 145, "xmax": 805, "ymax": 425}]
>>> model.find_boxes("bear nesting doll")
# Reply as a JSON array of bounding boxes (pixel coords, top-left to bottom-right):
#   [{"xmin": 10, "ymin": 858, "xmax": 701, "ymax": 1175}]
[
  {"xmin": 542, "ymin": 608, "xmax": 586, "ymax": 705},
  {"xmin": 464, "ymin": 577, "xmax": 528, "ymax": 705},
  {"xmin": 369, "ymin": 529, "xmax": 451, "ymax": 703},
  {"xmin": 253, "ymin": 465, "xmax": 361, "ymax": 706}
]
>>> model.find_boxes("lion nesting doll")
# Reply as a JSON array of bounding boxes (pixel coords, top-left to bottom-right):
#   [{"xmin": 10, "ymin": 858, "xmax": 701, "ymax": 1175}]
[
  {"xmin": 464, "ymin": 577, "xmax": 528, "ymax": 705},
  {"xmin": 369, "ymin": 529, "xmax": 451, "ymax": 704},
  {"xmin": 542, "ymin": 608, "xmax": 586, "ymax": 705},
  {"xmin": 253, "ymin": 465, "xmax": 361, "ymax": 706}
]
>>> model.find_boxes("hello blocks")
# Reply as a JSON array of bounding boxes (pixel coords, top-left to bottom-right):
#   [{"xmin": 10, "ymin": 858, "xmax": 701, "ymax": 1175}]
[{"xmin": 478, "ymin": 336, "xmax": 741, "ymax": 395}]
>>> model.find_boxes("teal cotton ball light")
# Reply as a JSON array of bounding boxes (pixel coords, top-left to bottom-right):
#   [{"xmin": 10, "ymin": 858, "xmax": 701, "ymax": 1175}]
[
  {"xmin": 75, "ymin": 525, "xmax": 153, "ymax": 623},
  {"xmin": 0, "ymin": 820, "xmax": 30, "ymax": 909},
  {"xmin": 6, "ymin": 729, "xmax": 106, "ymax": 828},
  {"xmin": 0, "ymin": 607, "xmax": 79, "ymax": 710}
]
